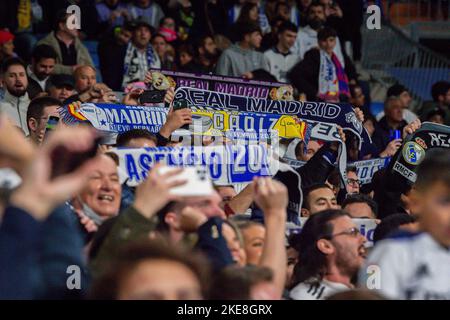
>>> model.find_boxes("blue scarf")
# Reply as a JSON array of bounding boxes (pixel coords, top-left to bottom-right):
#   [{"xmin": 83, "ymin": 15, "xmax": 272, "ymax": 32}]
[
  {"xmin": 174, "ymin": 87, "xmax": 372, "ymax": 153},
  {"xmin": 113, "ymin": 144, "xmax": 274, "ymax": 186}
]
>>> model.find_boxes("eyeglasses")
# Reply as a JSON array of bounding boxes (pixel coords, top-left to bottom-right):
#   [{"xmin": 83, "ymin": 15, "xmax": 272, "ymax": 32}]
[
  {"xmin": 347, "ymin": 178, "xmax": 360, "ymax": 186},
  {"xmin": 329, "ymin": 227, "xmax": 360, "ymax": 238}
]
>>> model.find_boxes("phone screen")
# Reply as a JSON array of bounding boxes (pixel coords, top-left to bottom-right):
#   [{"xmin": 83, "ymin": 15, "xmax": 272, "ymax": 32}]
[{"xmin": 44, "ymin": 116, "xmax": 60, "ymax": 139}]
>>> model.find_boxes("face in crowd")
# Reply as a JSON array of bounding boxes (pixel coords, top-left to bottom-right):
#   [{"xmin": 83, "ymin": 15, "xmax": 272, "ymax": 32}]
[
  {"xmin": 222, "ymin": 222, "xmax": 247, "ymax": 266},
  {"xmin": 384, "ymin": 97, "xmax": 404, "ymax": 124},
  {"xmin": 215, "ymin": 185, "xmax": 237, "ymax": 209},
  {"xmin": 28, "ymin": 104, "xmax": 60, "ymax": 145},
  {"xmin": 32, "ymin": 57, "xmax": 55, "ymax": 81},
  {"xmin": 74, "ymin": 66, "xmax": 97, "ymax": 93},
  {"xmin": 117, "ymin": 258, "xmax": 203, "ymax": 300},
  {"xmin": 343, "ymin": 202, "xmax": 376, "ymax": 220},
  {"xmin": 48, "ymin": 83, "xmax": 75, "ymax": 102},
  {"xmin": 318, "ymin": 215, "xmax": 367, "ymax": 278},
  {"xmin": 346, "ymin": 170, "xmax": 360, "ymax": 195},
  {"xmin": 240, "ymin": 223, "xmax": 266, "ymax": 265},
  {"xmin": 133, "ymin": 25, "xmax": 152, "ymax": 49},
  {"xmin": 302, "ymin": 186, "xmax": 339, "ymax": 217},
  {"xmin": 296, "ymin": 140, "xmax": 321, "ymax": 162},
  {"xmin": 411, "ymin": 181, "xmax": 450, "ymax": 247},
  {"xmin": 3, "ymin": 63, "xmax": 28, "ymax": 97},
  {"xmin": 78, "ymin": 154, "xmax": 122, "ymax": 218}
]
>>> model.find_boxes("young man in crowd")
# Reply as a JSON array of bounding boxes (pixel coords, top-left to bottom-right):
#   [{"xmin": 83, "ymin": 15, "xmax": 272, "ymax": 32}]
[
  {"xmin": 215, "ymin": 22, "xmax": 269, "ymax": 78},
  {"xmin": 360, "ymin": 150, "xmax": 450, "ymax": 299},
  {"xmin": 46, "ymin": 74, "xmax": 76, "ymax": 102},
  {"xmin": 26, "ymin": 45, "xmax": 57, "ymax": 99},
  {"xmin": 290, "ymin": 209, "xmax": 367, "ymax": 299},
  {"xmin": 289, "ymin": 27, "xmax": 356, "ymax": 102},
  {"xmin": 26, "ymin": 96, "xmax": 61, "ymax": 145},
  {"xmin": 301, "ymin": 184, "xmax": 339, "ymax": 217},
  {"xmin": 0, "ymin": 57, "xmax": 30, "ymax": 134},
  {"xmin": 342, "ymin": 194, "xmax": 378, "ymax": 220},
  {"xmin": 263, "ymin": 21, "xmax": 299, "ymax": 83}
]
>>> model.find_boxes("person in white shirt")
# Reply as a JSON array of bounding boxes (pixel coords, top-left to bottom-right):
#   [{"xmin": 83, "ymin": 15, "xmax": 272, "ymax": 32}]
[
  {"xmin": 292, "ymin": 1, "xmax": 345, "ymax": 67},
  {"xmin": 290, "ymin": 209, "xmax": 367, "ymax": 300},
  {"xmin": 359, "ymin": 149, "xmax": 450, "ymax": 300},
  {"xmin": 263, "ymin": 21, "xmax": 299, "ymax": 83}
]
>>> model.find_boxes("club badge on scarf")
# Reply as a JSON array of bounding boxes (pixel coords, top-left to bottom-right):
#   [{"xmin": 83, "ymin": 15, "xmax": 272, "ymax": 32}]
[
  {"xmin": 148, "ymin": 69, "xmax": 294, "ymax": 100},
  {"xmin": 174, "ymin": 87, "xmax": 371, "ymax": 151},
  {"xmin": 390, "ymin": 122, "xmax": 450, "ymax": 184},
  {"xmin": 60, "ymin": 102, "xmax": 168, "ymax": 133},
  {"xmin": 113, "ymin": 144, "xmax": 275, "ymax": 187}
]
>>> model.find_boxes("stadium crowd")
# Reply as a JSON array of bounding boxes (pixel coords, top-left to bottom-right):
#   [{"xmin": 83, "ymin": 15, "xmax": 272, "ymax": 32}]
[{"xmin": 0, "ymin": 0, "xmax": 449, "ymax": 300}]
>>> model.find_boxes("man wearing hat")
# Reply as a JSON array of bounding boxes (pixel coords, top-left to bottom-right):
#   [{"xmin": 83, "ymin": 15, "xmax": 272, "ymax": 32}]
[
  {"xmin": 121, "ymin": 18, "xmax": 161, "ymax": 88},
  {"xmin": 46, "ymin": 74, "xmax": 75, "ymax": 102},
  {"xmin": 0, "ymin": 30, "xmax": 16, "ymax": 63},
  {"xmin": 376, "ymin": 84, "xmax": 418, "ymax": 124}
]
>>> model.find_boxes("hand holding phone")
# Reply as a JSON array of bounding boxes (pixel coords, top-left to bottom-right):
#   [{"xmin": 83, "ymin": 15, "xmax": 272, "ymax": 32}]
[{"xmin": 157, "ymin": 166, "xmax": 214, "ymax": 197}]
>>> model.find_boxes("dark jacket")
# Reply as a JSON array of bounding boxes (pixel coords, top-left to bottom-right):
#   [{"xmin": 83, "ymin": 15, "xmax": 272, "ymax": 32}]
[
  {"xmin": 0, "ymin": 204, "xmax": 88, "ymax": 299},
  {"xmin": 97, "ymin": 33, "xmax": 127, "ymax": 91},
  {"xmin": 288, "ymin": 48, "xmax": 357, "ymax": 101},
  {"xmin": 372, "ymin": 116, "xmax": 407, "ymax": 156},
  {"xmin": 195, "ymin": 217, "xmax": 234, "ymax": 272}
]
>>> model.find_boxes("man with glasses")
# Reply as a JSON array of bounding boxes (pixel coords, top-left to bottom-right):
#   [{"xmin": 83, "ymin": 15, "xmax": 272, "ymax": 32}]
[
  {"xmin": 26, "ymin": 96, "xmax": 62, "ymax": 145},
  {"xmin": 290, "ymin": 209, "xmax": 367, "ymax": 299},
  {"xmin": 346, "ymin": 166, "xmax": 360, "ymax": 195}
]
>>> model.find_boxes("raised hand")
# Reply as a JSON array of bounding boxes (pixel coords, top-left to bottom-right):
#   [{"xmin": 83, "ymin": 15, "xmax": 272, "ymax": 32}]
[
  {"xmin": 133, "ymin": 164, "xmax": 187, "ymax": 219},
  {"xmin": 9, "ymin": 126, "xmax": 101, "ymax": 221}
]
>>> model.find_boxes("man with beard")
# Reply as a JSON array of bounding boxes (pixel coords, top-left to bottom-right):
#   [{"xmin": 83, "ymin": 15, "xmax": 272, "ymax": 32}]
[
  {"xmin": 292, "ymin": 1, "xmax": 345, "ymax": 66},
  {"xmin": 0, "ymin": 57, "xmax": 30, "ymax": 134},
  {"xmin": 192, "ymin": 35, "xmax": 220, "ymax": 74},
  {"xmin": 290, "ymin": 209, "xmax": 367, "ymax": 299},
  {"xmin": 27, "ymin": 45, "xmax": 57, "ymax": 99}
]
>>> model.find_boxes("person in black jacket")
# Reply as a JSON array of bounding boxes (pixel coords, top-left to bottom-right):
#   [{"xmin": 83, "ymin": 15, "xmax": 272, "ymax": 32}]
[
  {"xmin": 97, "ymin": 24, "xmax": 133, "ymax": 91},
  {"xmin": 288, "ymin": 27, "xmax": 356, "ymax": 102}
]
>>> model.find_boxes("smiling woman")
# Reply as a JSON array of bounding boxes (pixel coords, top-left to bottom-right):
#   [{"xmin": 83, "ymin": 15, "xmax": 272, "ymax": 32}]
[{"xmin": 72, "ymin": 154, "xmax": 122, "ymax": 228}]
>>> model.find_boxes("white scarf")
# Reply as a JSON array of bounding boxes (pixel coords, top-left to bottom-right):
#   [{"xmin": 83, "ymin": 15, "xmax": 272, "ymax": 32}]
[{"xmin": 318, "ymin": 50, "xmax": 339, "ymax": 102}]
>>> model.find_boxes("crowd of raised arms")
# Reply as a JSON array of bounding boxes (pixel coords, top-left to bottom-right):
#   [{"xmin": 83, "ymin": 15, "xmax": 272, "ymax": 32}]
[{"xmin": 0, "ymin": 0, "xmax": 449, "ymax": 300}]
